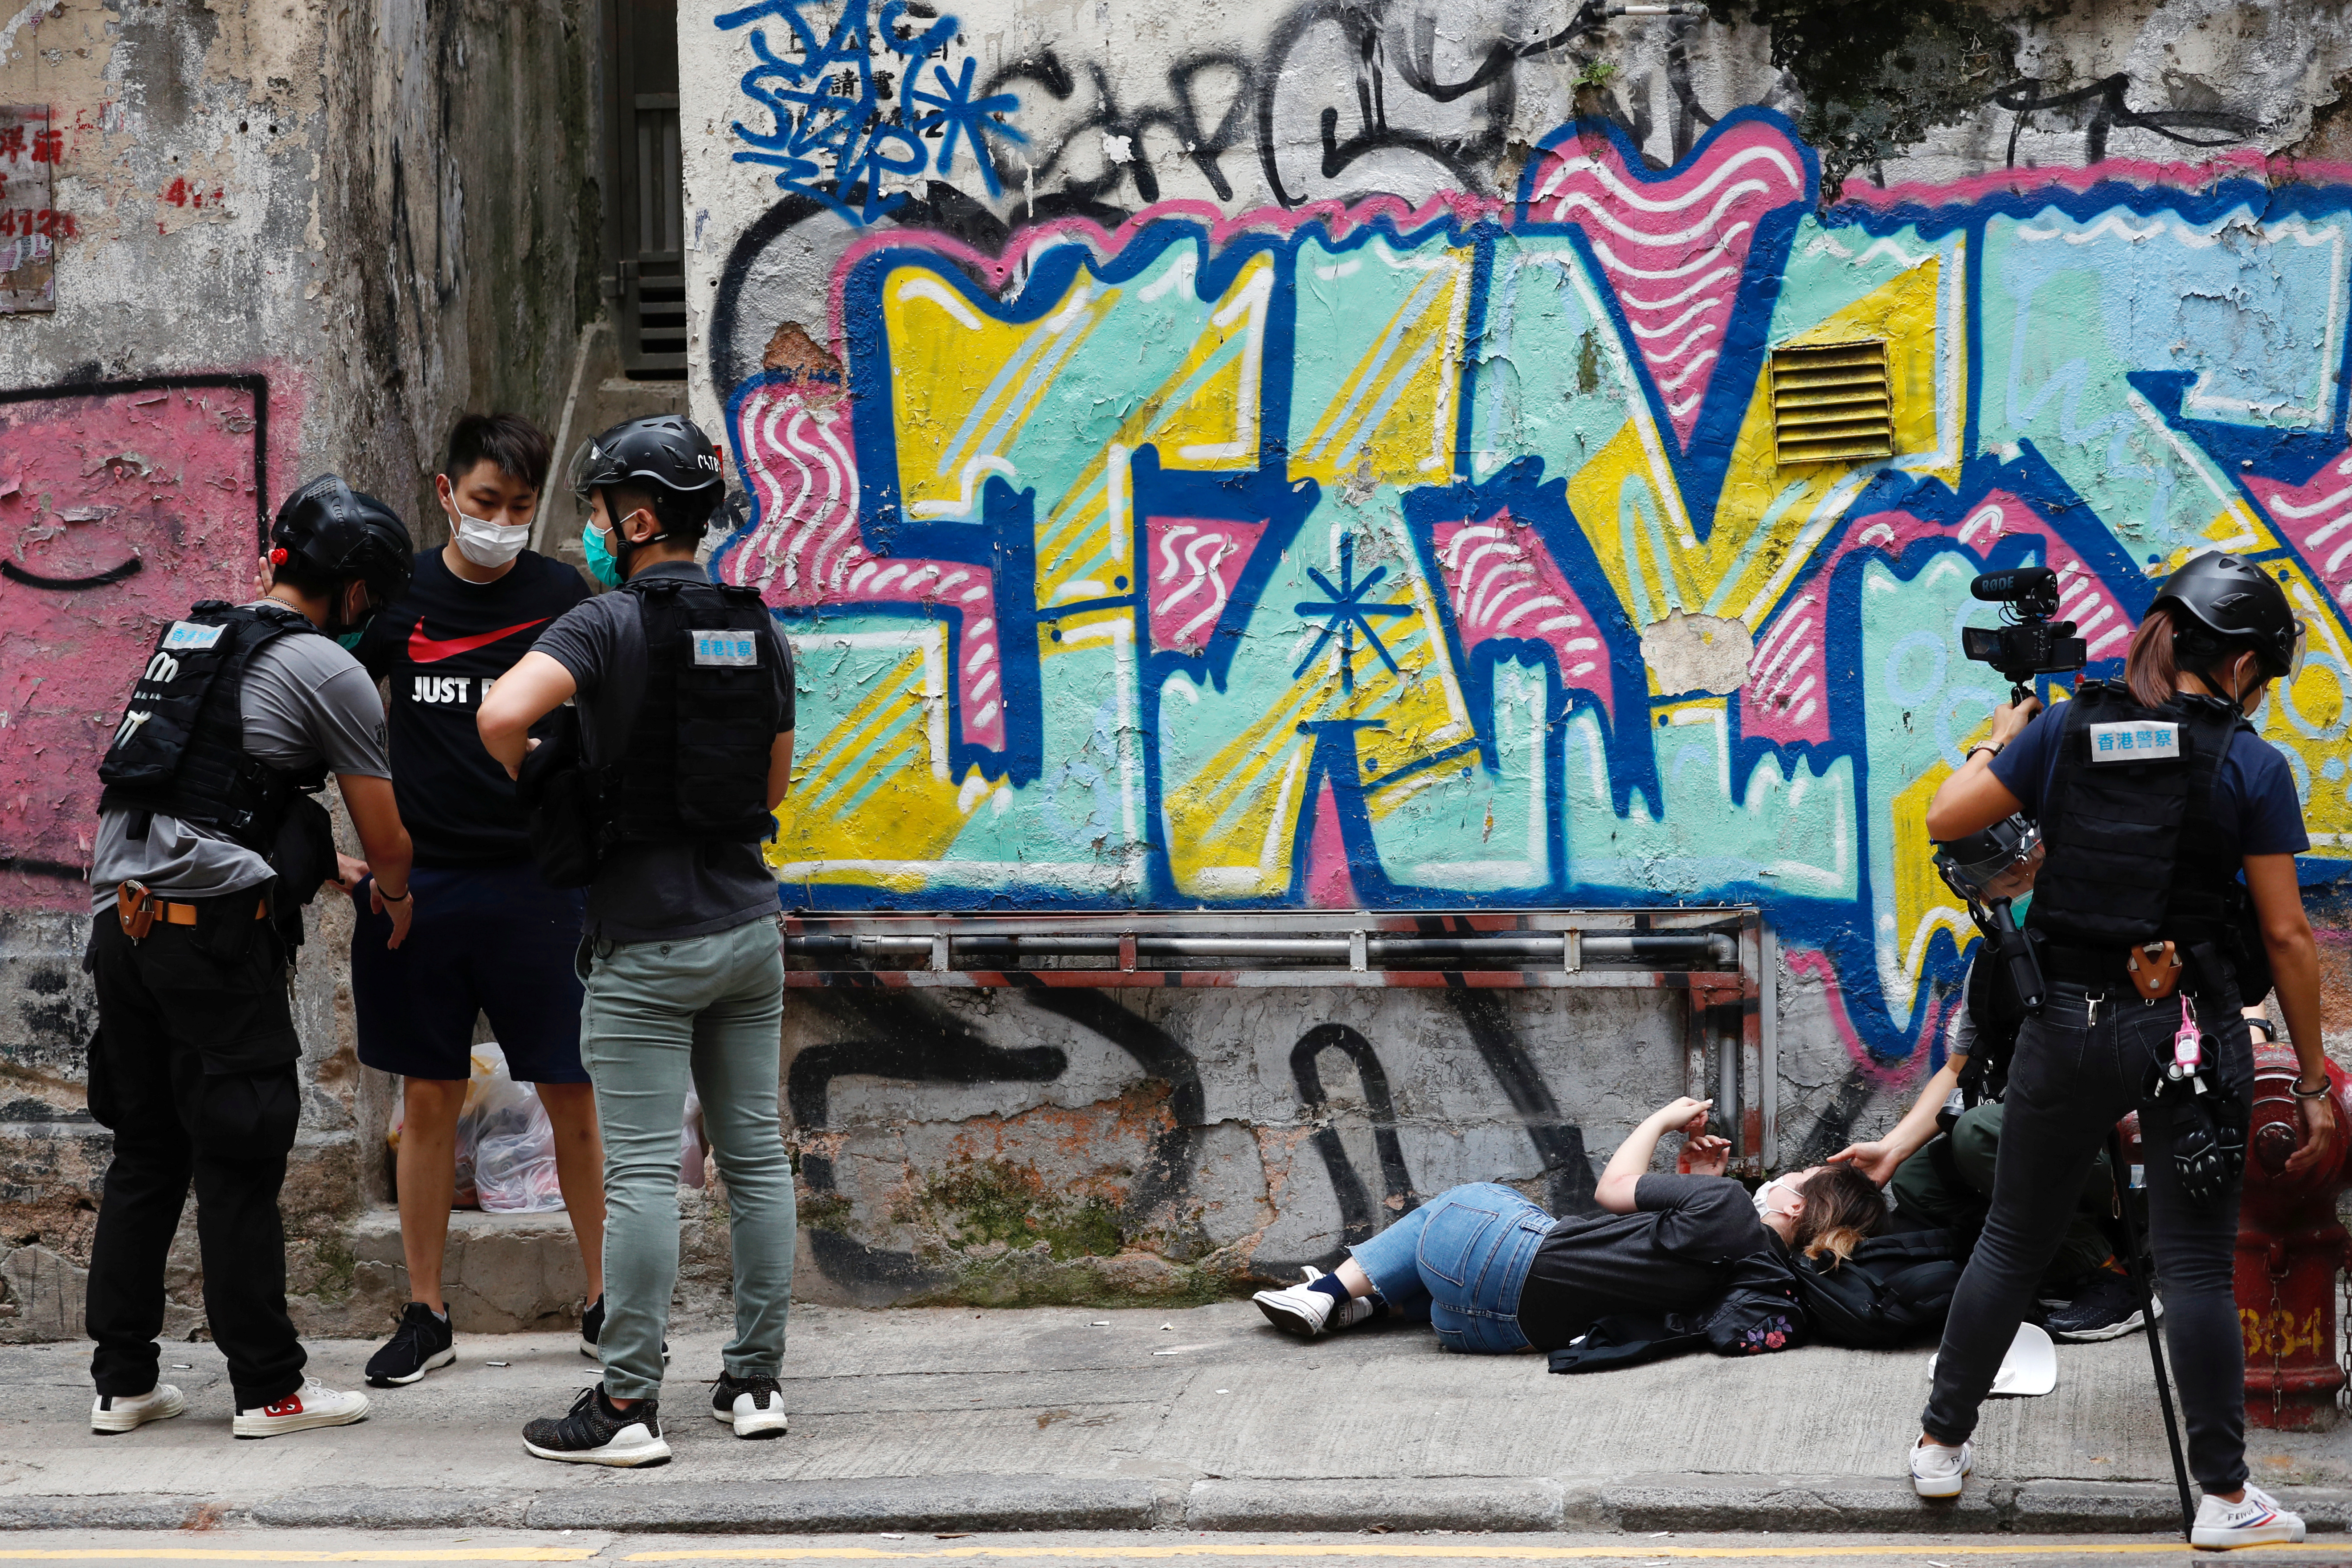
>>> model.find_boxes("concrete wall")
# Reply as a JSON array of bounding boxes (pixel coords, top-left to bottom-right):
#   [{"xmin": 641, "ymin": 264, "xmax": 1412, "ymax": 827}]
[
  {"xmin": 675, "ymin": 0, "xmax": 2352, "ymax": 1303},
  {"xmin": 0, "ymin": 0, "xmax": 598, "ymax": 1338}
]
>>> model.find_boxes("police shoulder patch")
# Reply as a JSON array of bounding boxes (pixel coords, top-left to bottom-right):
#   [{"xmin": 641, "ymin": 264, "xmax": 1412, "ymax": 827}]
[
  {"xmin": 690, "ymin": 629, "xmax": 758, "ymax": 667},
  {"xmin": 2088, "ymin": 719, "xmax": 2180, "ymax": 762},
  {"xmin": 162, "ymin": 621, "xmax": 228, "ymax": 651}
]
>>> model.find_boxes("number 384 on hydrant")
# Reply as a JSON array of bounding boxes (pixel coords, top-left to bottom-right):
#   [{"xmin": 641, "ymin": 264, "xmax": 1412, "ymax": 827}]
[{"xmin": 2236, "ymin": 1043, "xmax": 2352, "ymax": 1430}]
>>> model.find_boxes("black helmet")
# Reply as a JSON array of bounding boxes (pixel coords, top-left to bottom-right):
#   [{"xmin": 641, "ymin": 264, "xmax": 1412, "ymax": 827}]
[
  {"xmin": 568, "ymin": 415, "xmax": 723, "ymax": 537},
  {"xmin": 2149, "ymin": 553, "xmax": 2303, "ymax": 683},
  {"xmin": 271, "ymin": 475, "xmax": 413, "ymax": 608},
  {"xmin": 1935, "ymin": 813, "xmax": 2043, "ymax": 906}
]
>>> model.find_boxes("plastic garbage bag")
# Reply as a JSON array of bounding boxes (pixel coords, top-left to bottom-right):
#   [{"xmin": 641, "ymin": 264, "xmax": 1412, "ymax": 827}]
[{"xmin": 451, "ymin": 1044, "xmax": 565, "ymax": 1213}]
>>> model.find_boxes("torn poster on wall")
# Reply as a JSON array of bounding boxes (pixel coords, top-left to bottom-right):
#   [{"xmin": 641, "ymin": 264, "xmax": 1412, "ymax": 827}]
[{"xmin": 0, "ymin": 104, "xmax": 57, "ymax": 313}]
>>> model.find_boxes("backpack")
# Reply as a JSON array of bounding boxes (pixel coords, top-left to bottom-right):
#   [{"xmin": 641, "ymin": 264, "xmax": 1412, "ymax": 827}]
[
  {"xmin": 1789, "ymin": 1229, "xmax": 1964, "ymax": 1348},
  {"xmin": 1549, "ymin": 1250, "xmax": 1807, "ymax": 1373}
]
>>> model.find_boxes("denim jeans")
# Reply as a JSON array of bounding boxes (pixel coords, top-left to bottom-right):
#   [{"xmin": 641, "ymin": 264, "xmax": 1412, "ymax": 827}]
[
  {"xmin": 578, "ymin": 915, "xmax": 795, "ymax": 1402},
  {"xmin": 1923, "ymin": 980, "xmax": 2253, "ymax": 1491},
  {"xmin": 1346, "ymin": 1182, "xmax": 1549, "ymax": 1353}
]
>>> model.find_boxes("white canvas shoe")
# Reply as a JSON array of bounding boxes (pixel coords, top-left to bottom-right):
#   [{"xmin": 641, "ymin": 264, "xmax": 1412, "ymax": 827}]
[
  {"xmin": 1909, "ymin": 1436, "xmax": 1972, "ymax": 1498},
  {"xmin": 90, "ymin": 1383, "xmax": 185, "ymax": 1434},
  {"xmin": 1252, "ymin": 1278, "xmax": 1376, "ymax": 1338},
  {"xmin": 232, "ymin": 1377, "xmax": 370, "ymax": 1438},
  {"xmin": 2191, "ymin": 1482, "xmax": 2305, "ymax": 1549}
]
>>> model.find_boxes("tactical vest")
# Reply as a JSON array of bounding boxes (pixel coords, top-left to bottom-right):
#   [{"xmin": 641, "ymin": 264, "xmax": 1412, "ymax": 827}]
[
  {"xmin": 2024, "ymin": 681, "xmax": 2247, "ymax": 953},
  {"xmin": 1955, "ymin": 937, "xmax": 2033, "ymax": 1105},
  {"xmin": 600, "ymin": 576, "xmax": 782, "ymax": 845},
  {"xmin": 96, "ymin": 601, "xmax": 328, "ymax": 849}
]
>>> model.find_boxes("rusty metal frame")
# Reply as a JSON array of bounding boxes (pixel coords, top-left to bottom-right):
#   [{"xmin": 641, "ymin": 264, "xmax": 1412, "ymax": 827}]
[{"xmin": 783, "ymin": 906, "xmax": 1772, "ymax": 1176}]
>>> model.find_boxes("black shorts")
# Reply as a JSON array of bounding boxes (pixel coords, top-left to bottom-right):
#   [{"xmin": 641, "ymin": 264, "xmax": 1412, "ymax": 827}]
[{"xmin": 350, "ymin": 862, "xmax": 589, "ymax": 1084}]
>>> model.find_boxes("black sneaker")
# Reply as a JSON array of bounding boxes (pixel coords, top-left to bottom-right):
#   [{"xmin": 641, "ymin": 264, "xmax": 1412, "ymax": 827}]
[
  {"xmin": 522, "ymin": 1384, "xmax": 671, "ymax": 1467},
  {"xmin": 580, "ymin": 1295, "xmax": 669, "ymax": 1362},
  {"xmin": 366, "ymin": 1301, "xmax": 456, "ymax": 1387},
  {"xmin": 711, "ymin": 1369, "xmax": 789, "ymax": 1439},
  {"xmin": 2046, "ymin": 1269, "xmax": 2156, "ymax": 1342}
]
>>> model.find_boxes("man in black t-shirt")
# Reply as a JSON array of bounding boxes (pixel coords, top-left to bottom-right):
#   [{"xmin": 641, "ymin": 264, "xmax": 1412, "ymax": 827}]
[{"xmin": 350, "ymin": 414, "xmax": 605, "ymax": 1389}]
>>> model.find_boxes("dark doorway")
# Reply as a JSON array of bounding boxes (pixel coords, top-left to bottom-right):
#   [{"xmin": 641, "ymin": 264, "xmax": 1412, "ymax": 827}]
[{"xmin": 604, "ymin": 0, "xmax": 686, "ymax": 378}]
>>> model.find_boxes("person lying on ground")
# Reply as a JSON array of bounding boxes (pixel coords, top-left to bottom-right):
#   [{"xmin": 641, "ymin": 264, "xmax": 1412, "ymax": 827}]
[{"xmin": 1252, "ymin": 1095, "xmax": 1886, "ymax": 1354}]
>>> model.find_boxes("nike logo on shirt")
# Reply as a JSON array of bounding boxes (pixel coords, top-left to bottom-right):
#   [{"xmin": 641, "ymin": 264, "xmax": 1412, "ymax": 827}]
[{"xmin": 408, "ymin": 617, "xmax": 552, "ymax": 664}]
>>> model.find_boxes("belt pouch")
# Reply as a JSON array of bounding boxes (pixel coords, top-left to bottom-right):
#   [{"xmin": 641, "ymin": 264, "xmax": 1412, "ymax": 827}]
[{"xmin": 190, "ymin": 885, "xmax": 264, "ymax": 963}]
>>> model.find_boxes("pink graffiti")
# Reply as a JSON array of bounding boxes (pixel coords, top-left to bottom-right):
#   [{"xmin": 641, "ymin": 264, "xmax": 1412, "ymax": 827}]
[
  {"xmin": 1521, "ymin": 119, "xmax": 1807, "ymax": 446},
  {"xmin": 1430, "ymin": 511, "xmax": 1615, "ymax": 718},
  {"xmin": 1145, "ymin": 515, "xmax": 1264, "ymax": 655},
  {"xmin": 1783, "ymin": 943, "xmax": 1953, "ymax": 1088},
  {"xmin": 0, "ymin": 378, "xmax": 293, "ymax": 909},
  {"xmin": 718, "ymin": 376, "xmax": 1006, "ymax": 748},
  {"xmin": 2244, "ymin": 446, "xmax": 2352, "ymax": 611},
  {"xmin": 1743, "ymin": 492, "xmax": 2136, "ymax": 747}
]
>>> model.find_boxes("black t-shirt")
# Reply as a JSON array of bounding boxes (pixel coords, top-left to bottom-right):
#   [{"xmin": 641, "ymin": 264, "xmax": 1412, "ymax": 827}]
[
  {"xmin": 1514, "ymin": 1174, "xmax": 1780, "ymax": 1350},
  {"xmin": 358, "ymin": 548, "xmax": 589, "ymax": 867}
]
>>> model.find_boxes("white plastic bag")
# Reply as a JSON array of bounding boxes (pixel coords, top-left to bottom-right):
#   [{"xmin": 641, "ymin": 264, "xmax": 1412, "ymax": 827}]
[{"xmin": 451, "ymin": 1044, "xmax": 565, "ymax": 1213}]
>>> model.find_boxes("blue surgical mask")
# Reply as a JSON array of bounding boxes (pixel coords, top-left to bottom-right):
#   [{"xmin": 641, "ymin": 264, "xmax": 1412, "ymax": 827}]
[{"xmin": 583, "ymin": 520, "xmax": 622, "ymax": 590}]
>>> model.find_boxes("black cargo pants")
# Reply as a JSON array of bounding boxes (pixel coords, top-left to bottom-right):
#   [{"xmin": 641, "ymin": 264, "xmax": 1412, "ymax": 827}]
[{"xmin": 83, "ymin": 908, "xmax": 307, "ymax": 1411}]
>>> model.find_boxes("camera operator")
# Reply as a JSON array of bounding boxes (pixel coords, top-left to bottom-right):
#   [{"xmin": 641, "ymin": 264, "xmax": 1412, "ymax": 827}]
[{"xmin": 1910, "ymin": 555, "xmax": 2338, "ymax": 1549}]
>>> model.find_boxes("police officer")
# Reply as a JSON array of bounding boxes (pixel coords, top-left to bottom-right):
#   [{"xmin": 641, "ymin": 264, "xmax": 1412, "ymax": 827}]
[
  {"xmin": 84, "ymin": 477, "xmax": 415, "ymax": 1440},
  {"xmin": 477, "ymin": 416, "xmax": 796, "ymax": 1466},
  {"xmin": 1911, "ymin": 555, "xmax": 2340, "ymax": 1547}
]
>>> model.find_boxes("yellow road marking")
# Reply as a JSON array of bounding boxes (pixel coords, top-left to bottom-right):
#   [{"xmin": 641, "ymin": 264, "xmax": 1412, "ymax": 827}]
[
  {"xmin": 0, "ymin": 1554, "xmax": 593, "ymax": 1564},
  {"xmin": 626, "ymin": 1544, "xmax": 2346, "ymax": 1562}
]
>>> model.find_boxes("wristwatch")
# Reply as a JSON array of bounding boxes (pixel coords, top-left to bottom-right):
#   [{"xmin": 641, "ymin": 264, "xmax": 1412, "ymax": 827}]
[{"xmin": 1968, "ymin": 741, "xmax": 2004, "ymax": 761}]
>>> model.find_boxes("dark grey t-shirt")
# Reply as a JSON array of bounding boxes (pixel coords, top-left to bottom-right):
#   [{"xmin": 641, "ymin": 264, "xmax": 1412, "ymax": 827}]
[
  {"xmin": 90, "ymin": 611, "xmax": 391, "ymax": 913},
  {"xmin": 1513, "ymin": 1174, "xmax": 1779, "ymax": 1350},
  {"xmin": 529, "ymin": 560, "xmax": 795, "ymax": 943}
]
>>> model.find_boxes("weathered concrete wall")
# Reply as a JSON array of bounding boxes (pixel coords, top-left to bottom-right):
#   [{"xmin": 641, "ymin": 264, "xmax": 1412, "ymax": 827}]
[
  {"xmin": 672, "ymin": 0, "xmax": 2352, "ymax": 1302},
  {"xmin": 0, "ymin": 0, "xmax": 597, "ymax": 1339}
]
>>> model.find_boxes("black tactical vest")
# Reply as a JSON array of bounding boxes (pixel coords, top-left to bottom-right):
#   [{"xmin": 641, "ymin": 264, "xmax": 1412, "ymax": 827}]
[
  {"xmin": 96, "ymin": 601, "xmax": 328, "ymax": 850},
  {"xmin": 2024, "ymin": 681, "xmax": 2247, "ymax": 952},
  {"xmin": 1955, "ymin": 939, "xmax": 2033, "ymax": 1105},
  {"xmin": 600, "ymin": 577, "xmax": 783, "ymax": 845}
]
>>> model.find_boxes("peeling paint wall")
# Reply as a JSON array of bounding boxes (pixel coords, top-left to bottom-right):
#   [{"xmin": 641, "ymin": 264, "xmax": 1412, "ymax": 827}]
[
  {"xmin": 0, "ymin": 0, "xmax": 598, "ymax": 1336},
  {"xmin": 680, "ymin": 0, "xmax": 2352, "ymax": 1301}
]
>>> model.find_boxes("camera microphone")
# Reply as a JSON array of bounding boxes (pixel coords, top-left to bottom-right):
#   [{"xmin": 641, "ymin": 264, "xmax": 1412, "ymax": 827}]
[{"xmin": 1971, "ymin": 567, "xmax": 2057, "ymax": 603}]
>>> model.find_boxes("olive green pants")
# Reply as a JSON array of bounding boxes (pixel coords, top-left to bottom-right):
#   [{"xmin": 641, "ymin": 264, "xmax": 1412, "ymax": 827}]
[{"xmin": 1888, "ymin": 1102, "xmax": 2116, "ymax": 1291}]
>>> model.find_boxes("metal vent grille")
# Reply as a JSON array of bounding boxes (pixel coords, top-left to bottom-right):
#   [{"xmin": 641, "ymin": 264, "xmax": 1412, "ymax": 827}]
[{"xmin": 1770, "ymin": 339, "xmax": 1894, "ymax": 466}]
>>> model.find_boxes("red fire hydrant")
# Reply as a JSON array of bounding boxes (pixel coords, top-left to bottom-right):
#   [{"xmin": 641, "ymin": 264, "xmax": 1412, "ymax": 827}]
[{"xmin": 2236, "ymin": 1043, "xmax": 2352, "ymax": 1430}]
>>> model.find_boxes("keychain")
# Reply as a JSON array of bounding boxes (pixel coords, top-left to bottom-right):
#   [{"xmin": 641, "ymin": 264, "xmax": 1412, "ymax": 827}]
[{"xmin": 2168, "ymin": 996, "xmax": 2204, "ymax": 1086}]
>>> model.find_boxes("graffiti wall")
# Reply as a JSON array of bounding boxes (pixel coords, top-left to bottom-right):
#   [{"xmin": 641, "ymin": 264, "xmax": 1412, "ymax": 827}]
[
  {"xmin": 686, "ymin": 4, "xmax": 2352, "ymax": 1067},
  {"xmin": 680, "ymin": 3, "xmax": 2352, "ymax": 1302}
]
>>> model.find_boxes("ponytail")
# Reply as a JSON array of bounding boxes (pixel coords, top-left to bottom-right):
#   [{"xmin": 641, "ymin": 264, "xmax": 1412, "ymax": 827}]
[
  {"xmin": 2125, "ymin": 608, "xmax": 2184, "ymax": 708},
  {"xmin": 1791, "ymin": 1164, "xmax": 1889, "ymax": 1268}
]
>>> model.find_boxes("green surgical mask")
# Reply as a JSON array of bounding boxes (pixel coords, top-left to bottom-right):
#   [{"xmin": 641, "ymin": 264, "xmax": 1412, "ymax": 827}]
[
  {"xmin": 336, "ymin": 630, "xmax": 365, "ymax": 651},
  {"xmin": 583, "ymin": 520, "xmax": 622, "ymax": 590}
]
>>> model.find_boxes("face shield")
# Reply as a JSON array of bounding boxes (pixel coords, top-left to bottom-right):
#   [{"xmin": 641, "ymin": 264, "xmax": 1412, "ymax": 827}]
[
  {"xmin": 567, "ymin": 435, "xmax": 629, "ymax": 503},
  {"xmin": 1935, "ymin": 818, "xmax": 2042, "ymax": 906}
]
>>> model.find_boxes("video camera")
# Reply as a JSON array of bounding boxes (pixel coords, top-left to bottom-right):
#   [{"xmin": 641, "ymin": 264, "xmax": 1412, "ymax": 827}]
[{"xmin": 1962, "ymin": 567, "xmax": 2087, "ymax": 702}]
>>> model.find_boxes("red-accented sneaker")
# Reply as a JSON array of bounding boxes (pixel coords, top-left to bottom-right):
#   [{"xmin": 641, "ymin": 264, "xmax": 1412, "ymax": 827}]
[{"xmin": 232, "ymin": 1376, "xmax": 371, "ymax": 1438}]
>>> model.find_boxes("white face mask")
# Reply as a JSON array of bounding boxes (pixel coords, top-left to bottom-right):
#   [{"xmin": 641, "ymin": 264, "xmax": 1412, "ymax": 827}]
[
  {"xmin": 453, "ymin": 509, "xmax": 532, "ymax": 568},
  {"xmin": 1752, "ymin": 1175, "xmax": 1796, "ymax": 1220}
]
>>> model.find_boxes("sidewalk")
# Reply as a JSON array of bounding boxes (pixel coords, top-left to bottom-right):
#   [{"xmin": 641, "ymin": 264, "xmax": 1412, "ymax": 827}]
[{"xmin": 4, "ymin": 1300, "xmax": 2346, "ymax": 1536}]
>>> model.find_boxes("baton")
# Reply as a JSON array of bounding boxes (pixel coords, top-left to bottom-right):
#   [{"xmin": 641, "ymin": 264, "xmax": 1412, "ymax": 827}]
[{"xmin": 2107, "ymin": 1126, "xmax": 2193, "ymax": 1542}]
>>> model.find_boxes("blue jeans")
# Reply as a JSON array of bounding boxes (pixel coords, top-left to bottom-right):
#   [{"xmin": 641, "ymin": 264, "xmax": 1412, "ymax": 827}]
[{"xmin": 1346, "ymin": 1182, "xmax": 1550, "ymax": 1353}]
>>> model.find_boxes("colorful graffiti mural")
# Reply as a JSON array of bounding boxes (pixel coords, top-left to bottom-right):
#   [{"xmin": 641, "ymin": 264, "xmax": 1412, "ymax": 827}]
[
  {"xmin": 708, "ymin": 107, "xmax": 2352, "ymax": 1062},
  {"xmin": 0, "ymin": 376, "xmax": 277, "ymax": 909}
]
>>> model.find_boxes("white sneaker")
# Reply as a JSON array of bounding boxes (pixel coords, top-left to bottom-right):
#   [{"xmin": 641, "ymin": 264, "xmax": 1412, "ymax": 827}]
[
  {"xmin": 91, "ymin": 1383, "xmax": 185, "ymax": 1434},
  {"xmin": 1252, "ymin": 1276, "xmax": 1376, "ymax": 1338},
  {"xmin": 2192, "ymin": 1482, "xmax": 2305, "ymax": 1549},
  {"xmin": 232, "ymin": 1376, "xmax": 371, "ymax": 1438},
  {"xmin": 1909, "ymin": 1436, "xmax": 1972, "ymax": 1498}
]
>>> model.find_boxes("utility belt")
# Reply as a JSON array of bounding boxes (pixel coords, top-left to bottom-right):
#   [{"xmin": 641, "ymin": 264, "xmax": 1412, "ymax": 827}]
[
  {"xmin": 115, "ymin": 880, "xmax": 270, "ymax": 953},
  {"xmin": 2040, "ymin": 939, "xmax": 2229, "ymax": 1002}
]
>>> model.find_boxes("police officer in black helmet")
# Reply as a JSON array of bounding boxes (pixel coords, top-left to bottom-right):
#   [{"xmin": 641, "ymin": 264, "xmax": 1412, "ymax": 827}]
[
  {"xmin": 1911, "ymin": 554, "xmax": 2340, "ymax": 1548},
  {"xmin": 83, "ymin": 477, "xmax": 417, "ymax": 1442},
  {"xmin": 478, "ymin": 416, "xmax": 797, "ymax": 1466}
]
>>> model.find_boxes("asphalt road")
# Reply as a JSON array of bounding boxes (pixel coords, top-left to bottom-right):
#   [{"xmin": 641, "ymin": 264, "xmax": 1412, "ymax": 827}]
[{"xmin": 0, "ymin": 1532, "xmax": 2347, "ymax": 1568}]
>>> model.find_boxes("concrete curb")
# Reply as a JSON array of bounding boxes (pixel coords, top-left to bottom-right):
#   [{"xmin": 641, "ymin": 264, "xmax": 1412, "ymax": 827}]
[{"xmin": 5, "ymin": 1477, "xmax": 2347, "ymax": 1535}]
